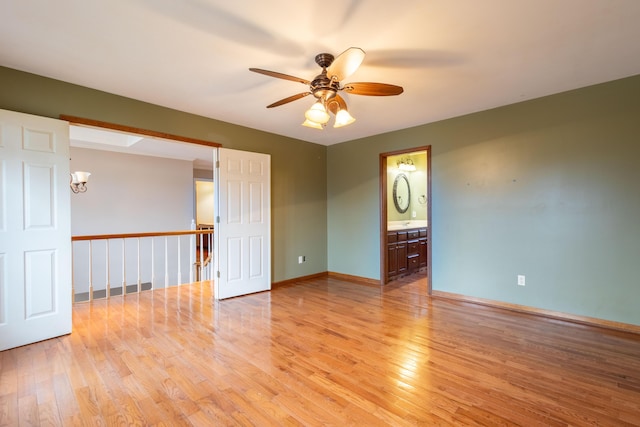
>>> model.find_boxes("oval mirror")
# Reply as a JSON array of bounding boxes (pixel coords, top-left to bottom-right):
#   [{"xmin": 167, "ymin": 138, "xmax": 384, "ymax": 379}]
[{"xmin": 393, "ymin": 173, "xmax": 411, "ymax": 214}]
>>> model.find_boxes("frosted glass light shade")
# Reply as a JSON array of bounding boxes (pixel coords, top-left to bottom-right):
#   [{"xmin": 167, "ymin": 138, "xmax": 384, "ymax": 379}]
[
  {"xmin": 302, "ymin": 119, "xmax": 323, "ymax": 129},
  {"xmin": 71, "ymin": 171, "xmax": 91, "ymax": 183},
  {"xmin": 304, "ymin": 101, "xmax": 330, "ymax": 124},
  {"xmin": 333, "ymin": 109, "xmax": 356, "ymax": 128}
]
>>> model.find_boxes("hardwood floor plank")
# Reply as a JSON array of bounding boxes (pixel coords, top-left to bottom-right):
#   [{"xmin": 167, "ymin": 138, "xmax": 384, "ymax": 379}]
[
  {"xmin": 17, "ymin": 394, "xmax": 38, "ymax": 427},
  {"xmin": 0, "ymin": 393, "xmax": 18, "ymax": 427},
  {"xmin": 2, "ymin": 276, "xmax": 640, "ymax": 425},
  {"xmin": 51, "ymin": 373, "xmax": 80, "ymax": 424},
  {"xmin": 36, "ymin": 399, "xmax": 62, "ymax": 427},
  {"xmin": 0, "ymin": 361, "xmax": 17, "ymax": 399}
]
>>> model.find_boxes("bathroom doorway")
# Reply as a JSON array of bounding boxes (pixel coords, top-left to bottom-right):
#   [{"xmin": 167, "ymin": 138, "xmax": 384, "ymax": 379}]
[{"xmin": 380, "ymin": 146, "xmax": 431, "ymax": 289}]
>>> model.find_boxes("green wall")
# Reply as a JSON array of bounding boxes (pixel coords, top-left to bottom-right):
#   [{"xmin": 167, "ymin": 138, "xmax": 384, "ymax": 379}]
[
  {"xmin": 3, "ymin": 65, "xmax": 640, "ymax": 326},
  {"xmin": 0, "ymin": 66, "xmax": 327, "ymax": 283},
  {"xmin": 328, "ymin": 74, "xmax": 640, "ymax": 325}
]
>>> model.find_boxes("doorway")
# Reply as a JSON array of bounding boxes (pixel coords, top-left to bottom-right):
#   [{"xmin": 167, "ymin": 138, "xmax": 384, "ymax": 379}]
[
  {"xmin": 380, "ymin": 146, "xmax": 431, "ymax": 289},
  {"xmin": 67, "ymin": 121, "xmax": 217, "ymax": 300},
  {"xmin": 66, "ymin": 119, "xmax": 272, "ymax": 301},
  {"xmin": 194, "ymin": 176, "xmax": 214, "ymax": 263}
]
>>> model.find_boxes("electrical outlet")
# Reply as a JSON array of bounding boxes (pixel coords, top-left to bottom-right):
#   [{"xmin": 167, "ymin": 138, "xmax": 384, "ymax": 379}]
[
  {"xmin": 517, "ymin": 275, "xmax": 526, "ymax": 286},
  {"xmin": 298, "ymin": 255, "xmax": 306, "ymax": 264}
]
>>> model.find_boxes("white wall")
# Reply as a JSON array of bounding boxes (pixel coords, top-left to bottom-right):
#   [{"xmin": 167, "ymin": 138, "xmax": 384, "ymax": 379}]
[
  {"xmin": 70, "ymin": 147, "xmax": 194, "ymax": 235},
  {"xmin": 195, "ymin": 180, "xmax": 214, "ymax": 225},
  {"xmin": 70, "ymin": 147, "xmax": 195, "ymax": 294}
]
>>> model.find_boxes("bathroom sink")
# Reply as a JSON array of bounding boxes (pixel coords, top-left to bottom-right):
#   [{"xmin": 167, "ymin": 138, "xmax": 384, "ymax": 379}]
[{"xmin": 387, "ymin": 220, "xmax": 428, "ymax": 231}]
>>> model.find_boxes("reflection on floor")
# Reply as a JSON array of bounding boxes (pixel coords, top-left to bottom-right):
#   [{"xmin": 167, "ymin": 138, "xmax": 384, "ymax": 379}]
[{"xmin": 4, "ymin": 275, "xmax": 639, "ymax": 425}]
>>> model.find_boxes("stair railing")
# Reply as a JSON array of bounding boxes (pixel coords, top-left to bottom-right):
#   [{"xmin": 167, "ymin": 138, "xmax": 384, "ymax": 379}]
[{"xmin": 71, "ymin": 229, "xmax": 214, "ymax": 303}]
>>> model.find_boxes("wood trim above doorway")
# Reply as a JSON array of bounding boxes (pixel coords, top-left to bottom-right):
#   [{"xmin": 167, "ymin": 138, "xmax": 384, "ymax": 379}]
[{"xmin": 60, "ymin": 115, "xmax": 222, "ymax": 148}]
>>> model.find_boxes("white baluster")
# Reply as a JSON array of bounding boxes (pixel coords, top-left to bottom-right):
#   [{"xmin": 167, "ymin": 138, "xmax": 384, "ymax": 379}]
[
  {"xmin": 164, "ymin": 236, "xmax": 169, "ymax": 287},
  {"xmin": 106, "ymin": 240, "xmax": 111, "ymax": 298},
  {"xmin": 122, "ymin": 238, "xmax": 126, "ymax": 293},
  {"xmin": 189, "ymin": 220, "xmax": 195, "ymax": 284},
  {"xmin": 71, "ymin": 242, "xmax": 76, "ymax": 301},
  {"xmin": 89, "ymin": 240, "xmax": 93, "ymax": 301},
  {"xmin": 177, "ymin": 235, "xmax": 182, "ymax": 286},
  {"xmin": 199, "ymin": 233, "xmax": 204, "ymax": 282},
  {"xmin": 136, "ymin": 238, "xmax": 141, "ymax": 293},
  {"xmin": 151, "ymin": 237, "xmax": 155, "ymax": 289}
]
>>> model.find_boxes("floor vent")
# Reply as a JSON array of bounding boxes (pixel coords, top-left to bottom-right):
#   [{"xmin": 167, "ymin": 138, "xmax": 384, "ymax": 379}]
[{"xmin": 74, "ymin": 282, "xmax": 153, "ymax": 302}]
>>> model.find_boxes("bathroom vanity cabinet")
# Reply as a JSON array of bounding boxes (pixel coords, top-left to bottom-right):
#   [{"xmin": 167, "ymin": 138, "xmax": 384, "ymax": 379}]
[{"xmin": 387, "ymin": 227, "xmax": 428, "ymax": 282}]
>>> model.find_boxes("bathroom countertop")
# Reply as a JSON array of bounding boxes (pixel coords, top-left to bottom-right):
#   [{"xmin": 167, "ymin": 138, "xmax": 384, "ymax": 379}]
[{"xmin": 387, "ymin": 220, "xmax": 428, "ymax": 231}]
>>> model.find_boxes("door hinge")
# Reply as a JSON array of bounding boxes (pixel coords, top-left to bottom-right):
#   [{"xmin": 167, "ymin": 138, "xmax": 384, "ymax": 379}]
[
  {"xmin": 217, "ymin": 271, "xmax": 221, "ymax": 278},
  {"xmin": 215, "ymin": 160, "xmax": 220, "ymax": 168},
  {"xmin": 216, "ymin": 216, "xmax": 220, "ymax": 224}
]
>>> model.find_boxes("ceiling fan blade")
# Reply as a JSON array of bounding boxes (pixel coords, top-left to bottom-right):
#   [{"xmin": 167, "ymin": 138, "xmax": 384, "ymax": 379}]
[
  {"xmin": 327, "ymin": 94, "xmax": 347, "ymax": 115},
  {"xmin": 266, "ymin": 92, "xmax": 312, "ymax": 108},
  {"xmin": 342, "ymin": 82, "xmax": 404, "ymax": 96},
  {"xmin": 327, "ymin": 47, "xmax": 365, "ymax": 81},
  {"xmin": 249, "ymin": 68, "xmax": 310, "ymax": 85}
]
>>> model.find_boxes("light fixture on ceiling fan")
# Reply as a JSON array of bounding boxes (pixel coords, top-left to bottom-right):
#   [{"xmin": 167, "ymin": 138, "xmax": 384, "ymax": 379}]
[
  {"xmin": 302, "ymin": 95, "xmax": 355, "ymax": 129},
  {"xmin": 250, "ymin": 48, "xmax": 403, "ymax": 130}
]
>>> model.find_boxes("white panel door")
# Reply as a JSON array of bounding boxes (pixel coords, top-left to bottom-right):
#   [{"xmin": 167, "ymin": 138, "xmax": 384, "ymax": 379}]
[
  {"xmin": 214, "ymin": 148, "xmax": 270, "ymax": 300},
  {"xmin": 0, "ymin": 109, "xmax": 72, "ymax": 351}
]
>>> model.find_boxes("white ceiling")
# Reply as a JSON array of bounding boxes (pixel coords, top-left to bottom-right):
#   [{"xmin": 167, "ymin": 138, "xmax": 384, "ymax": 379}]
[
  {"xmin": 3, "ymin": 0, "xmax": 640, "ymax": 146},
  {"xmin": 69, "ymin": 125, "xmax": 215, "ymax": 169}
]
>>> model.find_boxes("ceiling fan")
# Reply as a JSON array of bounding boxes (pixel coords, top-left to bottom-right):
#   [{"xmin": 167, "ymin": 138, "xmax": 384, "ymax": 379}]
[{"xmin": 249, "ymin": 47, "xmax": 403, "ymax": 129}]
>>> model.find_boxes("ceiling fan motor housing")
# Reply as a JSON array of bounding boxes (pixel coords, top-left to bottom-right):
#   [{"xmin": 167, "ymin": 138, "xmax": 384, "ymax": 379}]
[
  {"xmin": 314, "ymin": 53, "xmax": 334, "ymax": 68},
  {"xmin": 311, "ymin": 53, "xmax": 340, "ymax": 101},
  {"xmin": 311, "ymin": 75, "xmax": 339, "ymax": 101}
]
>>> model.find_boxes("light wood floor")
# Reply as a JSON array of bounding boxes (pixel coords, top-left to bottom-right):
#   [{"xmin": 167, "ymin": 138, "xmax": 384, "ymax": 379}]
[{"xmin": 1, "ymin": 276, "xmax": 640, "ymax": 426}]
